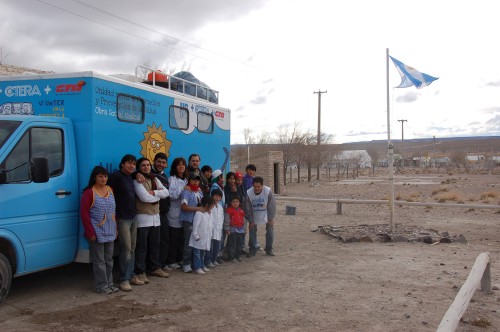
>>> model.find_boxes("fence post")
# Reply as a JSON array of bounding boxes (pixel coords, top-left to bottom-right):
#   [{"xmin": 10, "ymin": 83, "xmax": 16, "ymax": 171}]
[{"xmin": 437, "ymin": 252, "xmax": 492, "ymax": 332}]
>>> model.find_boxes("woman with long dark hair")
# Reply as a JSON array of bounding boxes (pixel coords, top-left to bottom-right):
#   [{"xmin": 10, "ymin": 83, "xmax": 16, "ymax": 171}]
[
  {"xmin": 165, "ymin": 157, "xmax": 189, "ymax": 269},
  {"xmin": 133, "ymin": 157, "xmax": 170, "ymax": 283},
  {"xmin": 80, "ymin": 166, "xmax": 118, "ymax": 294}
]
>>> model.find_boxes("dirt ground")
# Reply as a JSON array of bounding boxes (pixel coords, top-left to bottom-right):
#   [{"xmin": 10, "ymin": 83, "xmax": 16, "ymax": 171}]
[{"xmin": 0, "ymin": 171, "xmax": 499, "ymax": 331}]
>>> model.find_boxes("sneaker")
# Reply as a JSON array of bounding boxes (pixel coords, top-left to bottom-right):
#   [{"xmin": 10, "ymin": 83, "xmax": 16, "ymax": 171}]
[
  {"xmin": 138, "ymin": 273, "xmax": 150, "ymax": 284},
  {"xmin": 168, "ymin": 263, "xmax": 181, "ymax": 269},
  {"xmin": 162, "ymin": 265, "xmax": 173, "ymax": 271},
  {"xmin": 202, "ymin": 267, "xmax": 210, "ymax": 272},
  {"xmin": 266, "ymin": 251, "xmax": 275, "ymax": 256},
  {"xmin": 236, "ymin": 257, "xmax": 242, "ymax": 262},
  {"xmin": 214, "ymin": 261, "xmax": 221, "ymax": 266},
  {"xmin": 108, "ymin": 285, "xmax": 119, "ymax": 293},
  {"xmin": 130, "ymin": 275, "xmax": 145, "ymax": 286},
  {"xmin": 97, "ymin": 287, "xmax": 112, "ymax": 295},
  {"xmin": 193, "ymin": 268, "xmax": 205, "ymax": 275},
  {"xmin": 120, "ymin": 281, "xmax": 132, "ymax": 292},
  {"xmin": 183, "ymin": 265, "xmax": 193, "ymax": 273},
  {"xmin": 150, "ymin": 268, "xmax": 170, "ymax": 278},
  {"xmin": 206, "ymin": 262, "xmax": 215, "ymax": 268},
  {"xmin": 231, "ymin": 259, "xmax": 239, "ymax": 263},
  {"xmin": 215, "ymin": 257, "xmax": 224, "ymax": 265}
]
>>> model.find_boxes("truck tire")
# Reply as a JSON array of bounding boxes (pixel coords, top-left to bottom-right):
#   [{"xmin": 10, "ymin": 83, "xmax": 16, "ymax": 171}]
[{"xmin": 0, "ymin": 253, "xmax": 12, "ymax": 304}]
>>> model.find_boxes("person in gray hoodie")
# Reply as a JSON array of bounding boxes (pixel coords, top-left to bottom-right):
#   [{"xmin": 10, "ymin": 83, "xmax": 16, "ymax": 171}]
[{"xmin": 245, "ymin": 176, "xmax": 276, "ymax": 257}]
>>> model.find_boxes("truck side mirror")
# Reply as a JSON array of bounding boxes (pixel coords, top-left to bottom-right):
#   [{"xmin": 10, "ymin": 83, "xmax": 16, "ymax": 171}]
[{"xmin": 31, "ymin": 157, "xmax": 49, "ymax": 183}]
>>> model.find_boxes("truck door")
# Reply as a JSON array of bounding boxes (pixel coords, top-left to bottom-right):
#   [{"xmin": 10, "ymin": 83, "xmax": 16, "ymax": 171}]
[{"xmin": 0, "ymin": 121, "xmax": 79, "ymax": 274}]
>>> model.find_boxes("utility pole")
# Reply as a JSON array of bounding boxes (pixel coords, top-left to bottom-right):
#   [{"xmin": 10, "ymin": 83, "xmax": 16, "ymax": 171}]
[
  {"xmin": 314, "ymin": 90, "xmax": 327, "ymax": 181},
  {"xmin": 398, "ymin": 119, "xmax": 407, "ymax": 168}
]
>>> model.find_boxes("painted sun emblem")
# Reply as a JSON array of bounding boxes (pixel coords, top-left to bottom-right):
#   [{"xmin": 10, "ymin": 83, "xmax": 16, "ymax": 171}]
[{"xmin": 139, "ymin": 123, "xmax": 172, "ymax": 165}]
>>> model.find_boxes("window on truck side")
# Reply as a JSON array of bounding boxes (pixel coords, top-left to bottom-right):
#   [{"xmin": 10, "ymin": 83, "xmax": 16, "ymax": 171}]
[
  {"xmin": 169, "ymin": 105, "xmax": 189, "ymax": 130},
  {"xmin": 1, "ymin": 127, "xmax": 63, "ymax": 183},
  {"xmin": 197, "ymin": 112, "xmax": 213, "ymax": 134},
  {"xmin": 116, "ymin": 94, "xmax": 145, "ymax": 124}
]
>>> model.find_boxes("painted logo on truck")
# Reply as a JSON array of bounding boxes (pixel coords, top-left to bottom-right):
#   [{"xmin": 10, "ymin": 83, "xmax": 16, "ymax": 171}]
[
  {"xmin": 55, "ymin": 81, "xmax": 86, "ymax": 94},
  {"xmin": 139, "ymin": 122, "xmax": 172, "ymax": 165}
]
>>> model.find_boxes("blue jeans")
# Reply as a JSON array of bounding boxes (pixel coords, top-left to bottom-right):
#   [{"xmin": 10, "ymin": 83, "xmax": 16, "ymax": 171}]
[
  {"xmin": 249, "ymin": 223, "xmax": 274, "ymax": 253},
  {"xmin": 204, "ymin": 239, "xmax": 221, "ymax": 265},
  {"xmin": 89, "ymin": 240, "xmax": 114, "ymax": 291},
  {"xmin": 118, "ymin": 218, "xmax": 137, "ymax": 282},
  {"xmin": 192, "ymin": 248, "xmax": 206, "ymax": 270},
  {"xmin": 182, "ymin": 221, "xmax": 193, "ymax": 267}
]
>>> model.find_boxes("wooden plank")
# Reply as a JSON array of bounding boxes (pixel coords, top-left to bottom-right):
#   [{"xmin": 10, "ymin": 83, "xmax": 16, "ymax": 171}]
[{"xmin": 436, "ymin": 252, "xmax": 491, "ymax": 332}]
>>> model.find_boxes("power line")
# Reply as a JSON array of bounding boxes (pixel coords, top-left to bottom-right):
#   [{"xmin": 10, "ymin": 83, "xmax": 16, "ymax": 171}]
[{"xmin": 36, "ymin": 0, "xmax": 264, "ymax": 73}]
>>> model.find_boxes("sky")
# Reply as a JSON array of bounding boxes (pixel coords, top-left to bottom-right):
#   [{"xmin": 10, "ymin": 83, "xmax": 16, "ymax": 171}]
[{"xmin": 1, "ymin": 0, "xmax": 500, "ymax": 144}]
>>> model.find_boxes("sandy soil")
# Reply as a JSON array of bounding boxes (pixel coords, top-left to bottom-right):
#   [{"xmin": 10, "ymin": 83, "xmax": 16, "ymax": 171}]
[{"xmin": 0, "ymin": 172, "xmax": 499, "ymax": 331}]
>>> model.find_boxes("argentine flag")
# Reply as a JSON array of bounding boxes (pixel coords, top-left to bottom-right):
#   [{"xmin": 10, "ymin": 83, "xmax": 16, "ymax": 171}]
[{"xmin": 389, "ymin": 56, "xmax": 438, "ymax": 89}]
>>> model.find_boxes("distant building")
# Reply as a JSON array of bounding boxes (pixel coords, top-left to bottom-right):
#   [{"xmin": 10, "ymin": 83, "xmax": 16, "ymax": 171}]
[{"xmin": 0, "ymin": 64, "xmax": 53, "ymax": 76}]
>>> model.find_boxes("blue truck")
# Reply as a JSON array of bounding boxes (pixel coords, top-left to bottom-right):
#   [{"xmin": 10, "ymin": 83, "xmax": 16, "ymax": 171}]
[{"xmin": 0, "ymin": 68, "xmax": 230, "ymax": 302}]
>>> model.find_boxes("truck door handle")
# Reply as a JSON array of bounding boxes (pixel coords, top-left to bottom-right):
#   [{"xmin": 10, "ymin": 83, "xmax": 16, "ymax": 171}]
[{"xmin": 55, "ymin": 190, "xmax": 72, "ymax": 197}]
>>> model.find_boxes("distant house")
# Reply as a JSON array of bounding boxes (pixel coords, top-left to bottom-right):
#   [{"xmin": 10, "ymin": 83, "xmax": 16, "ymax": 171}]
[{"xmin": 328, "ymin": 150, "xmax": 372, "ymax": 168}]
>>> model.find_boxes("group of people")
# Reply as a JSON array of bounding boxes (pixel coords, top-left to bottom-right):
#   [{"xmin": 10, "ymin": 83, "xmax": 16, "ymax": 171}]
[{"xmin": 80, "ymin": 153, "xmax": 277, "ymax": 294}]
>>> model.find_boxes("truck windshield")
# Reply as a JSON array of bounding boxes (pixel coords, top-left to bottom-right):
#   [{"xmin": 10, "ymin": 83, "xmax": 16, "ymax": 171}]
[{"xmin": 0, "ymin": 120, "xmax": 21, "ymax": 149}]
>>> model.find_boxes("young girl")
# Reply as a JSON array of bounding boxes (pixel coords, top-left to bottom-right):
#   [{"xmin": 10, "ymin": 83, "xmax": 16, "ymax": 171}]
[
  {"xmin": 224, "ymin": 195, "xmax": 246, "ymax": 262},
  {"xmin": 80, "ymin": 166, "xmax": 118, "ymax": 294},
  {"xmin": 179, "ymin": 173, "xmax": 205, "ymax": 273},
  {"xmin": 204, "ymin": 189, "xmax": 224, "ymax": 268},
  {"xmin": 189, "ymin": 196, "xmax": 214, "ymax": 275}
]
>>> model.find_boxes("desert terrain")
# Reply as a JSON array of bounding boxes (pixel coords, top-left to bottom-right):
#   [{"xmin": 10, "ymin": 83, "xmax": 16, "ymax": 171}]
[{"xmin": 0, "ymin": 170, "xmax": 499, "ymax": 331}]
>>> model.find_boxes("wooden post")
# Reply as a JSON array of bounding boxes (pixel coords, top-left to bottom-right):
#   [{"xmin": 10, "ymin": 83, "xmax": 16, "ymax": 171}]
[
  {"xmin": 336, "ymin": 201, "xmax": 342, "ymax": 215},
  {"xmin": 437, "ymin": 252, "xmax": 492, "ymax": 332}
]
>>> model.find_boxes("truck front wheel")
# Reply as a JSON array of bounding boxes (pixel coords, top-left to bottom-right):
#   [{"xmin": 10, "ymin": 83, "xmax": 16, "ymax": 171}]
[{"xmin": 0, "ymin": 253, "xmax": 12, "ymax": 304}]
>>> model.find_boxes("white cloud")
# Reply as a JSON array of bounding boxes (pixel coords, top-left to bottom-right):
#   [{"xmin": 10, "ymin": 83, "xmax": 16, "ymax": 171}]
[{"xmin": 1, "ymin": 0, "xmax": 500, "ymax": 144}]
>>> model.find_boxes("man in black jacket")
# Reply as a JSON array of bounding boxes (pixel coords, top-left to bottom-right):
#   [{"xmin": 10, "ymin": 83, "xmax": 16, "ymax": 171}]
[{"xmin": 152, "ymin": 153, "xmax": 171, "ymax": 271}]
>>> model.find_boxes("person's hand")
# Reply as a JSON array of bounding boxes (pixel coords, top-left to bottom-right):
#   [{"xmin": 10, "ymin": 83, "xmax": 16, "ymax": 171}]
[
  {"xmin": 226, "ymin": 230, "xmax": 230, "ymax": 236},
  {"xmin": 89, "ymin": 236, "xmax": 96, "ymax": 243},
  {"xmin": 149, "ymin": 190, "xmax": 155, "ymax": 196},
  {"xmin": 249, "ymin": 222, "xmax": 255, "ymax": 229},
  {"xmin": 136, "ymin": 172, "xmax": 145, "ymax": 183},
  {"xmin": 184, "ymin": 185, "xmax": 192, "ymax": 191},
  {"xmin": 267, "ymin": 220, "xmax": 274, "ymax": 227}
]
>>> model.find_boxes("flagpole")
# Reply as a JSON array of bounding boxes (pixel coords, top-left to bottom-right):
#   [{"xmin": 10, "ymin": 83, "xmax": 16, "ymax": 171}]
[{"xmin": 386, "ymin": 48, "xmax": 395, "ymax": 233}]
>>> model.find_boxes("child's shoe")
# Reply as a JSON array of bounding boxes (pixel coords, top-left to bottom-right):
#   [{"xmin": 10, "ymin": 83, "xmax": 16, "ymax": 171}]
[
  {"xmin": 202, "ymin": 267, "xmax": 210, "ymax": 272},
  {"xmin": 193, "ymin": 268, "xmax": 205, "ymax": 275}
]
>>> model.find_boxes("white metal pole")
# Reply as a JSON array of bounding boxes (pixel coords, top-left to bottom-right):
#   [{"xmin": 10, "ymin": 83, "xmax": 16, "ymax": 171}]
[{"xmin": 386, "ymin": 48, "xmax": 395, "ymax": 233}]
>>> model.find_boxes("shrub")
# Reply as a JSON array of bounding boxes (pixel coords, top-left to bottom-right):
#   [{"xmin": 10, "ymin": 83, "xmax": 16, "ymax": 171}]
[{"xmin": 435, "ymin": 191, "xmax": 464, "ymax": 203}]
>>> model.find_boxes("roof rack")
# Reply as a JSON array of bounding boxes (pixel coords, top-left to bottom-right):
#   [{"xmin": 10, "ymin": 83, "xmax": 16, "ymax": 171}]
[{"xmin": 135, "ymin": 65, "xmax": 219, "ymax": 104}]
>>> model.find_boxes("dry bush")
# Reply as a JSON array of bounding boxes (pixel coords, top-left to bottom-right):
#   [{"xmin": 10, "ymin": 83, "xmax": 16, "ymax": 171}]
[
  {"xmin": 435, "ymin": 191, "xmax": 464, "ymax": 203},
  {"xmin": 441, "ymin": 178, "xmax": 457, "ymax": 184},
  {"xmin": 480, "ymin": 191, "xmax": 499, "ymax": 200},
  {"xmin": 404, "ymin": 192, "xmax": 421, "ymax": 202},
  {"xmin": 432, "ymin": 186, "xmax": 449, "ymax": 195}
]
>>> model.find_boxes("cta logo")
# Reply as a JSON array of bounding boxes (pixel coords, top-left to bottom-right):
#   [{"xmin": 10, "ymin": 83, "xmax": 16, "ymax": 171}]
[
  {"xmin": 215, "ymin": 110, "xmax": 224, "ymax": 119},
  {"xmin": 56, "ymin": 81, "xmax": 86, "ymax": 93}
]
